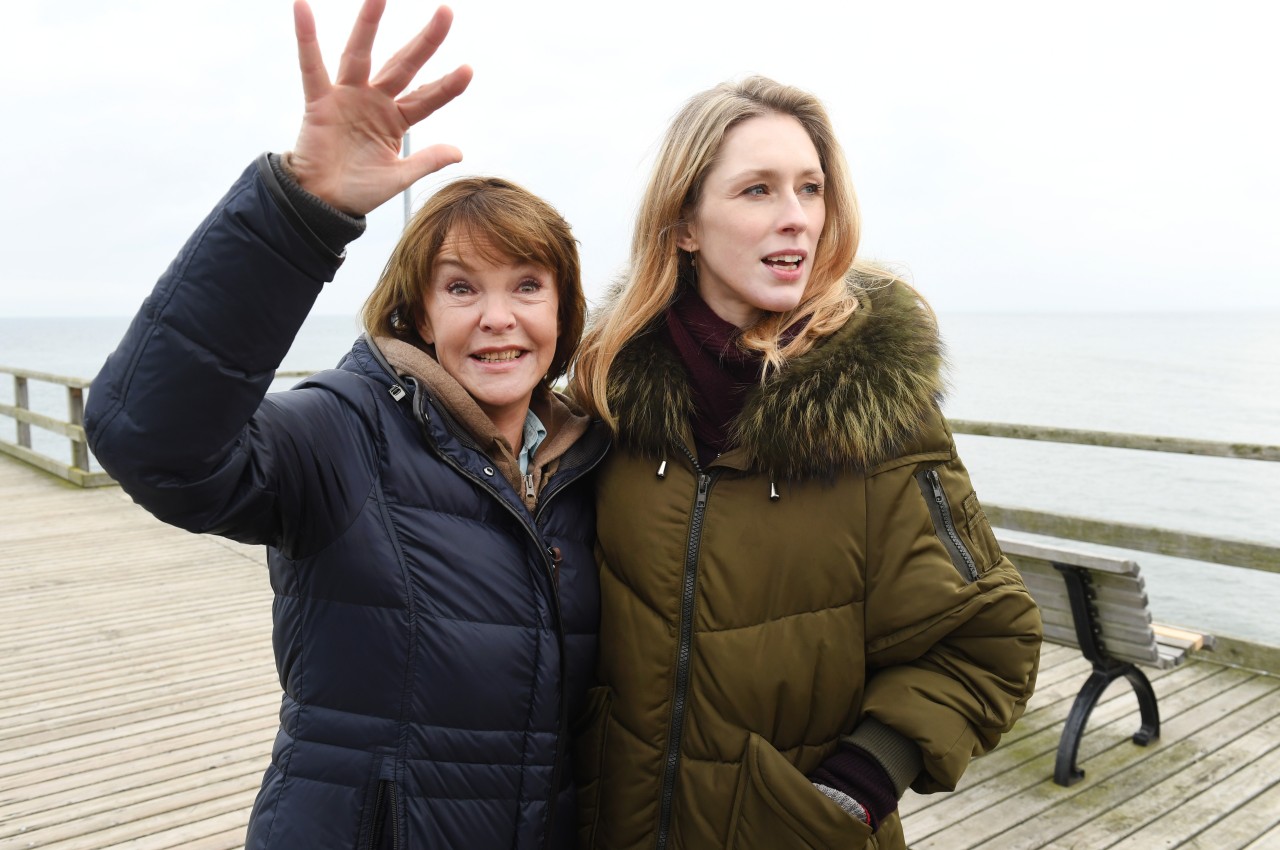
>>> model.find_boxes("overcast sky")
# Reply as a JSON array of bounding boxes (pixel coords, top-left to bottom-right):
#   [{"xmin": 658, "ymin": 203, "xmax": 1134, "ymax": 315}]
[{"xmin": 4, "ymin": 0, "xmax": 1277, "ymax": 317}]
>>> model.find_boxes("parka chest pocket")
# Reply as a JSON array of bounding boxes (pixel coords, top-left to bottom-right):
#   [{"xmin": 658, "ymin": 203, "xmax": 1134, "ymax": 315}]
[{"xmin": 915, "ymin": 463, "xmax": 1002, "ymax": 582}]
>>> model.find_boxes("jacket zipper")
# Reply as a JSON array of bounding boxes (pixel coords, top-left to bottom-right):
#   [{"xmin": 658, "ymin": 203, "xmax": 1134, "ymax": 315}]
[
  {"xmin": 406, "ymin": 383, "xmax": 609, "ymax": 848},
  {"xmin": 657, "ymin": 447, "xmax": 715, "ymax": 850},
  {"xmin": 367, "ymin": 779, "xmax": 400, "ymax": 850},
  {"xmin": 919, "ymin": 467, "xmax": 979, "ymax": 582}
]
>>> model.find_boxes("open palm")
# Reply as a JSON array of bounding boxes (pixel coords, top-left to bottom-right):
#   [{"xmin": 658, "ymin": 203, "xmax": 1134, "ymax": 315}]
[{"xmin": 287, "ymin": 0, "xmax": 473, "ymax": 216}]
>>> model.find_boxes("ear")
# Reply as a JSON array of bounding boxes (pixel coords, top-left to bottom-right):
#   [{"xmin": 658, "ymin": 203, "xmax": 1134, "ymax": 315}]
[
  {"xmin": 417, "ymin": 316, "xmax": 434, "ymax": 345},
  {"xmin": 675, "ymin": 220, "xmax": 698, "ymax": 253}
]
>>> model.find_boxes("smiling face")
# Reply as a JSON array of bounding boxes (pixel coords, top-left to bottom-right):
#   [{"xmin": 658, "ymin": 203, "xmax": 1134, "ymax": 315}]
[
  {"xmin": 418, "ymin": 229, "xmax": 560, "ymax": 438},
  {"xmin": 679, "ymin": 112, "xmax": 827, "ymax": 328}
]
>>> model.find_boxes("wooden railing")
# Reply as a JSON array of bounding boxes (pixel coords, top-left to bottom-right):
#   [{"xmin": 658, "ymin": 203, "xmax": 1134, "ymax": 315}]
[
  {"xmin": 0, "ymin": 366, "xmax": 112, "ymax": 487},
  {"xmin": 950, "ymin": 419, "xmax": 1280, "ymax": 669},
  {"xmin": 3, "ymin": 366, "xmax": 1278, "ymax": 578},
  {"xmin": 949, "ymin": 420, "xmax": 1280, "ymax": 576},
  {"xmin": 0, "ymin": 367, "xmax": 316, "ymax": 488}
]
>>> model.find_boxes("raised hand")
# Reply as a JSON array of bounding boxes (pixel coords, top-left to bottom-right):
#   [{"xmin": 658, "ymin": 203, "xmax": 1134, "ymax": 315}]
[{"xmin": 286, "ymin": 0, "xmax": 473, "ymax": 216}]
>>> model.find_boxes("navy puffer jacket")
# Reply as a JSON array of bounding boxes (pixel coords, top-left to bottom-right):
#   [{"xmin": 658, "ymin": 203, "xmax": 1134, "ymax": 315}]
[{"xmin": 85, "ymin": 159, "xmax": 608, "ymax": 849}]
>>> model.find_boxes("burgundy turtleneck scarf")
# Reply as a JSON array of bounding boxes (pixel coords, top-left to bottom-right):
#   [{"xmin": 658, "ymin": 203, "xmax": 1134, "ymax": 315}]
[{"xmin": 664, "ymin": 288, "xmax": 807, "ymax": 467}]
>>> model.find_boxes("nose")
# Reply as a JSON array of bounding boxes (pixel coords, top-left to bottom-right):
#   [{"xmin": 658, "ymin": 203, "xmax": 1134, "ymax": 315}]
[
  {"xmin": 776, "ymin": 191, "xmax": 808, "ymax": 233},
  {"xmin": 478, "ymin": 292, "xmax": 517, "ymax": 332}
]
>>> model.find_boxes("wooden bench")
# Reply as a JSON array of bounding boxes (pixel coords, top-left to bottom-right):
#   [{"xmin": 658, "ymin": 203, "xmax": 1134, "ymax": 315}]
[{"xmin": 998, "ymin": 535, "xmax": 1214, "ymax": 786}]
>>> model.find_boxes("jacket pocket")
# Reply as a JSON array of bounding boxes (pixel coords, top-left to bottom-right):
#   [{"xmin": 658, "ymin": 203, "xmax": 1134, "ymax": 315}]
[
  {"xmin": 916, "ymin": 464, "xmax": 1002, "ymax": 581},
  {"xmin": 358, "ymin": 760, "xmax": 401, "ymax": 850},
  {"xmin": 572, "ymin": 686, "xmax": 613, "ymax": 849},
  {"xmin": 726, "ymin": 733, "xmax": 873, "ymax": 850},
  {"xmin": 961, "ymin": 490, "xmax": 1002, "ymax": 573}
]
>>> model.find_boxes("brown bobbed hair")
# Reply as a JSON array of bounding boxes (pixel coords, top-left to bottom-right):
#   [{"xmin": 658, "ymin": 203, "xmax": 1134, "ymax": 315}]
[
  {"xmin": 572, "ymin": 76, "xmax": 882, "ymax": 430},
  {"xmin": 363, "ymin": 177, "xmax": 584, "ymax": 388}
]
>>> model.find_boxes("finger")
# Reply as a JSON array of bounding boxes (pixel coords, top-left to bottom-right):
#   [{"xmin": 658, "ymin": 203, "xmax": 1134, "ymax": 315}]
[
  {"xmin": 335, "ymin": 0, "xmax": 386, "ymax": 86},
  {"xmin": 401, "ymin": 143, "xmax": 465, "ymax": 183},
  {"xmin": 395, "ymin": 65, "xmax": 474, "ymax": 128},
  {"xmin": 293, "ymin": 0, "xmax": 331, "ymax": 101},
  {"xmin": 371, "ymin": 5, "xmax": 454, "ymax": 97}
]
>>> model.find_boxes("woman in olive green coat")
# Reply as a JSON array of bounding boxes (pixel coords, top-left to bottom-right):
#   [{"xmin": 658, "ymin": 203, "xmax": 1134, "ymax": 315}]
[{"xmin": 569, "ymin": 77, "xmax": 1042, "ymax": 850}]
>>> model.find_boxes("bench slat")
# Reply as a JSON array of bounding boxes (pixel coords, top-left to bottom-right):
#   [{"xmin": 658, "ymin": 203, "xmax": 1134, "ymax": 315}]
[{"xmin": 1000, "ymin": 538, "xmax": 1140, "ymax": 575}]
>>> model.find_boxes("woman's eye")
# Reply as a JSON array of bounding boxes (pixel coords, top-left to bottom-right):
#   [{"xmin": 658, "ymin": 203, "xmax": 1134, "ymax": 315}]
[
  {"xmin": 801, "ymin": 182, "xmax": 823, "ymax": 196},
  {"xmin": 744, "ymin": 185, "xmax": 768, "ymax": 197},
  {"xmin": 445, "ymin": 281, "xmax": 473, "ymax": 296},
  {"xmin": 517, "ymin": 278, "xmax": 543, "ymax": 293}
]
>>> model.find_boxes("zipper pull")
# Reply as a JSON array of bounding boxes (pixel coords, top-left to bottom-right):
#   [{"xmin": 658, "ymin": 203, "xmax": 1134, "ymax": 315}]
[
  {"xmin": 657, "ymin": 460, "xmax": 667, "ymax": 479},
  {"xmin": 524, "ymin": 474, "xmax": 536, "ymax": 500},
  {"xmin": 928, "ymin": 469, "xmax": 945, "ymax": 503},
  {"xmin": 547, "ymin": 546, "xmax": 563, "ymax": 588},
  {"xmin": 696, "ymin": 474, "xmax": 710, "ymax": 508},
  {"xmin": 388, "ymin": 384, "xmax": 406, "ymax": 401}
]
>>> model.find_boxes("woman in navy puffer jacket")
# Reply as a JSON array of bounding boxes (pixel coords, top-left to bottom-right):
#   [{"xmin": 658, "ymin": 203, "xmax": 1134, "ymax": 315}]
[{"xmin": 84, "ymin": 4, "xmax": 607, "ymax": 847}]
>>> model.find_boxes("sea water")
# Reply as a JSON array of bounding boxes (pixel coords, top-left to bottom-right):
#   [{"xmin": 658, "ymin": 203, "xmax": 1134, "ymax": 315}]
[{"xmin": 1, "ymin": 311, "xmax": 1277, "ymax": 645}]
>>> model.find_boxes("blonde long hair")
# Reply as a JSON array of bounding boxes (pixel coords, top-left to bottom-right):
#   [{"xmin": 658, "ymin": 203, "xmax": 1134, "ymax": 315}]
[{"xmin": 572, "ymin": 76, "xmax": 876, "ymax": 429}]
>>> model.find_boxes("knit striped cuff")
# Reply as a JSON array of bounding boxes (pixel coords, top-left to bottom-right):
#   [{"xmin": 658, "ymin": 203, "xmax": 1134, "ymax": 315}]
[{"xmin": 842, "ymin": 717, "xmax": 924, "ymax": 797}]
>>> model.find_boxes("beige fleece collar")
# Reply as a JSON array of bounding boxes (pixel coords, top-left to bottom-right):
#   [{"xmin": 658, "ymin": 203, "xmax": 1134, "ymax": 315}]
[{"xmin": 374, "ymin": 336, "xmax": 591, "ymax": 507}]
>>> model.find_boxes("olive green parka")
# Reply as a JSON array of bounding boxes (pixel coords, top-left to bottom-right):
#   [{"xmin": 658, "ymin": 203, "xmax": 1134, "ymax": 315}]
[{"xmin": 574, "ymin": 279, "xmax": 1042, "ymax": 849}]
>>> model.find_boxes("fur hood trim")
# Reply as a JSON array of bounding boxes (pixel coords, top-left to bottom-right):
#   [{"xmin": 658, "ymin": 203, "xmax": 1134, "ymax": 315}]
[{"xmin": 606, "ymin": 277, "xmax": 946, "ymax": 478}]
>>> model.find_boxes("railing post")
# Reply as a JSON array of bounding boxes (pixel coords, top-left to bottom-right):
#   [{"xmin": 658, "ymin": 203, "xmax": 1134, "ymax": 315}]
[
  {"xmin": 67, "ymin": 386, "xmax": 90, "ymax": 472},
  {"xmin": 14, "ymin": 375, "xmax": 33, "ymax": 448}
]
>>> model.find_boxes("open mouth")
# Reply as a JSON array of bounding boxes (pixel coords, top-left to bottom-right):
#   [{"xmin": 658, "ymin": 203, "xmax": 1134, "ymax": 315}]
[
  {"xmin": 762, "ymin": 253, "xmax": 804, "ymax": 271},
  {"xmin": 472, "ymin": 349, "xmax": 526, "ymax": 363}
]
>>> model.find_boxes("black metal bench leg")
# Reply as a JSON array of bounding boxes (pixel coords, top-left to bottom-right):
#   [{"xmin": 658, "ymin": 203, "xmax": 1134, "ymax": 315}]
[
  {"xmin": 1055, "ymin": 668, "xmax": 1113, "ymax": 786},
  {"xmin": 1122, "ymin": 665, "xmax": 1161, "ymax": 746},
  {"xmin": 1055, "ymin": 661, "xmax": 1160, "ymax": 786}
]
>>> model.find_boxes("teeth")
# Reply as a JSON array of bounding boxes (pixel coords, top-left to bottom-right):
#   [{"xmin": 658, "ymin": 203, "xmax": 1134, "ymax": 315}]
[
  {"xmin": 765, "ymin": 254, "xmax": 802, "ymax": 266},
  {"xmin": 475, "ymin": 350, "xmax": 522, "ymax": 362}
]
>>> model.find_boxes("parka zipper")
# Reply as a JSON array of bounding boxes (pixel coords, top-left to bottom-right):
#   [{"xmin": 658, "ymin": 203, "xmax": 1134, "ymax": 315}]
[
  {"xmin": 917, "ymin": 467, "xmax": 979, "ymax": 582},
  {"xmin": 657, "ymin": 446, "xmax": 716, "ymax": 850}
]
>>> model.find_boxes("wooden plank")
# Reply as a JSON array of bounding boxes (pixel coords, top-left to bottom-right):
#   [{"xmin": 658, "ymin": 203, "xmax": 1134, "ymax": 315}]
[
  {"xmin": 0, "ymin": 456, "xmax": 276, "ymax": 849},
  {"xmin": 1152, "ymin": 623, "xmax": 1208, "ymax": 652},
  {"xmin": 0, "ymin": 400, "xmax": 86, "ymax": 440},
  {"xmin": 898, "ymin": 658, "xmax": 1228, "ymax": 827},
  {"xmin": 1000, "ymin": 536, "xmax": 1139, "ymax": 574},
  {"xmin": 1053, "ymin": 702, "xmax": 1280, "ymax": 848},
  {"xmin": 13, "ymin": 374, "xmax": 30, "ymax": 447},
  {"xmin": 902, "ymin": 667, "xmax": 1277, "ymax": 849},
  {"xmin": 0, "ymin": 438, "xmax": 79, "ymax": 483},
  {"xmin": 989, "ymin": 506, "xmax": 1280, "ymax": 574},
  {"xmin": 1104, "ymin": 726, "xmax": 1280, "ymax": 848},
  {"xmin": 5, "ymin": 440, "xmax": 1280, "ymax": 850},
  {"xmin": 0, "ymin": 365, "xmax": 93, "ymax": 387},
  {"xmin": 1172, "ymin": 778, "xmax": 1280, "ymax": 844},
  {"xmin": 950, "ymin": 419, "xmax": 1280, "ymax": 462}
]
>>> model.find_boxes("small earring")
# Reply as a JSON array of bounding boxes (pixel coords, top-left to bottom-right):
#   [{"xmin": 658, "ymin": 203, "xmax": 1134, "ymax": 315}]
[
  {"xmin": 690, "ymin": 252, "xmax": 697, "ymax": 268},
  {"xmin": 390, "ymin": 309, "xmax": 409, "ymax": 335}
]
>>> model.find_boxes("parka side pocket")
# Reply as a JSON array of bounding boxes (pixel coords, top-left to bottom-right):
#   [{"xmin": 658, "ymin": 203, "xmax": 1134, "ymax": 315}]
[
  {"xmin": 572, "ymin": 686, "xmax": 613, "ymax": 848},
  {"xmin": 726, "ymin": 733, "xmax": 872, "ymax": 850},
  {"xmin": 915, "ymin": 467, "xmax": 979, "ymax": 582},
  {"xmin": 961, "ymin": 491, "xmax": 1003, "ymax": 574}
]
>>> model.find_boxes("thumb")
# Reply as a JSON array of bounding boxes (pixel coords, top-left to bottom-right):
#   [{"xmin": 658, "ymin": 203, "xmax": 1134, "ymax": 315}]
[{"xmin": 402, "ymin": 144, "xmax": 464, "ymax": 184}]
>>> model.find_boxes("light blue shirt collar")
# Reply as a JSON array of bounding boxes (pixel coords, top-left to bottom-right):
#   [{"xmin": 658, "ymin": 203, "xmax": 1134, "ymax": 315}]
[{"xmin": 517, "ymin": 409, "xmax": 547, "ymax": 475}]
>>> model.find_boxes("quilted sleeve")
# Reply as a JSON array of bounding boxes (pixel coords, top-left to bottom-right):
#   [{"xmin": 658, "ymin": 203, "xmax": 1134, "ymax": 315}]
[{"xmin": 859, "ymin": 419, "xmax": 1042, "ymax": 793}]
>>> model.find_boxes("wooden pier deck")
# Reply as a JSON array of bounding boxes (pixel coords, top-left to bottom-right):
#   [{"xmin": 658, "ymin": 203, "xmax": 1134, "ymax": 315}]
[{"xmin": 2, "ymin": 454, "xmax": 1279, "ymax": 849}]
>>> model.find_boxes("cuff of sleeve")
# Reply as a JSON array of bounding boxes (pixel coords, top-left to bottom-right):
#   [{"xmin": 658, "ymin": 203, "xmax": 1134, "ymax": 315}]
[
  {"xmin": 843, "ymin": 717, "xmax": 924, "ymax": 798},
  {"xmin": 265, "ymin": 152, "xmax": 366, "ymax": 255}
]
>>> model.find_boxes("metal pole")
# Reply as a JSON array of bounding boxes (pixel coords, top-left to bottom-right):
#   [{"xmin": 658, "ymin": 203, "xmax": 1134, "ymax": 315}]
[{"xmin": 402, "ymin": 132, "xmax": 411, "ymax": 230}]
